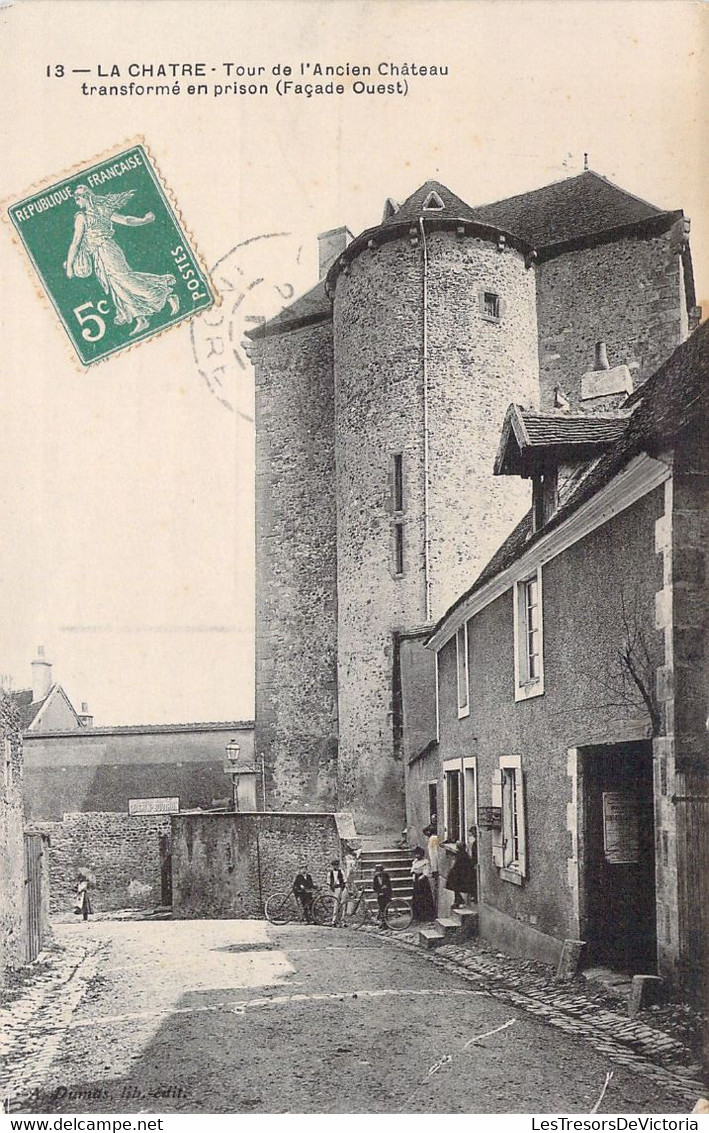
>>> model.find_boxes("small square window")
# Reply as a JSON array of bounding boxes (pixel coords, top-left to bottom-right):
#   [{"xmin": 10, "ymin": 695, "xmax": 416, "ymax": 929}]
[{"xmin": 483, "ymin": 292, "xmax": 500, "ymax": 319}]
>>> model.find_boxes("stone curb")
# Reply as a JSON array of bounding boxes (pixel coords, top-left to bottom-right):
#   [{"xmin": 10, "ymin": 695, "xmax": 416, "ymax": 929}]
[{"xmin": 362, "ymin": 926, "xmax": 705, "ymax": 1106}]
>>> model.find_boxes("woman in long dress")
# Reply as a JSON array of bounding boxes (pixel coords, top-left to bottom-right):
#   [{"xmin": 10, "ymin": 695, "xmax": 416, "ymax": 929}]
[
  {"xmin": 445, "ymin": 840, "xmax": 478, "ymax": 908},
  {"xmin": 410, "ymin": 847, "xmax": 436, "ymax": 922},
  {"xmin": 65, "ymin": 184, "xmax": 178, "ymax": 335}
]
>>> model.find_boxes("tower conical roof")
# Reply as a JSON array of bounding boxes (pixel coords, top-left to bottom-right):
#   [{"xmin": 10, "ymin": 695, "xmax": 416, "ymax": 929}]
[{"xmin": 383, "ymin": 180, "xmax": 480, "ymax": 226}]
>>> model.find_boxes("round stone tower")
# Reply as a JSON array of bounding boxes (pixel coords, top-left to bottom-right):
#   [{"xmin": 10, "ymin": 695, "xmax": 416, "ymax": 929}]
[{"xmin": 329, "ymin": 181, "xmax": 540, "ymax": 833}]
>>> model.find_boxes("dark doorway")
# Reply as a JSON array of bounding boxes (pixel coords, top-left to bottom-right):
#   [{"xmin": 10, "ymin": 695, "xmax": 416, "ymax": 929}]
[
  {"xmin": 428, "ymin": 781, "xmax": 438, "ymax": 826},
  {"xmin": 581, "ymin": 741, "xmax": 656, "ymax": 973},
  {"xmin": 159, "ymin": 833, "xmax": 172, "ymax": 907}
]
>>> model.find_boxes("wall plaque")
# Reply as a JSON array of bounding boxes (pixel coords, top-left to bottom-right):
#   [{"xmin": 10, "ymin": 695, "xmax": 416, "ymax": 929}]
[
  {"xmin": 128, "ymin": 796, "xmax": 179, "ymax": 816},
  {"xmin": 602, "ymin": 791, "xmax": 639, "ymax": 864}
]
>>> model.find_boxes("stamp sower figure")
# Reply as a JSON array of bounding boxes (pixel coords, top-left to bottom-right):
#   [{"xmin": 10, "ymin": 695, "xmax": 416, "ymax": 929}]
[
  {"xmin": 372, "ymin": 862, "xmax": 393, "ymax": 927},
  {"xmin": 445, "ymin": 839, "xmax": 477, "ymax": 908},
  {"xmin": 74, "ymin": 873, "xmax": 93, "ymax": 922},
  {"xmin": 410, "ymin": 847, "xmax": 436, "ymax": 922},
  {"xmin": 293, "ymin": 864, "xmax": 315, "ymax": 923},
  {"xmin": 328, "ymin": 859, "xmax": 346, "ymax": 927},
  {"xmin": 65, "ymin": 185, "xmax": 179, "ymax": 336}
]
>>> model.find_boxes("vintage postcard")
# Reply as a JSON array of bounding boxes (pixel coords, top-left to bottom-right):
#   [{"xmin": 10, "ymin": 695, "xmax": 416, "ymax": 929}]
[{"xmin": 0, "ymin": 0, "xmax": 707, "ymax": 1122}]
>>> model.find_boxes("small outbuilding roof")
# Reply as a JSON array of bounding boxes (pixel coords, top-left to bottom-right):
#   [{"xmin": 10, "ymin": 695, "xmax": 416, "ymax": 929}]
[{"xmin": 494, "ymin": 405, "xmax": 629, "ymax": 476}]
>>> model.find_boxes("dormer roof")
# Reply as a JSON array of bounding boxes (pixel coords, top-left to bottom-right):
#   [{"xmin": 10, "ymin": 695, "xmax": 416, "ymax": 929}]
[{"xmin": 494, "ymin": 405, "xmax": 629, "ymax": 477}]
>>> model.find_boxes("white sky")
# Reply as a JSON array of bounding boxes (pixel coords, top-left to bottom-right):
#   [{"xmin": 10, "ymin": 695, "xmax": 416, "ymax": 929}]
[{"xmin": 1, "ymin": 0, "xmax": 706, "ymax": 725}]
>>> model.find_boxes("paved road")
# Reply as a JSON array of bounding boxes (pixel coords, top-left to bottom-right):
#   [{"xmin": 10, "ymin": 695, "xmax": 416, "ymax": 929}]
[{"xmin": 16, "ymin": 919, "xmax": 687, "ymax": 1114}]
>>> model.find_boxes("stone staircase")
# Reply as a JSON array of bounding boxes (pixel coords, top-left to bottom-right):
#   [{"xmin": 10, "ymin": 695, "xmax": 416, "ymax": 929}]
[
  {"xmin": 355, "ymin": 847, "xmax": 414, "ymax": 911},
  {"xmin": 418, "ymin": 903, "xmax": 479, "ymax": 948}
]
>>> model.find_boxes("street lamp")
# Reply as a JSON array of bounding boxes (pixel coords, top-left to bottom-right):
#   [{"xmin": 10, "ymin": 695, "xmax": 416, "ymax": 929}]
[{"xmin": 226, "ymin": 739, "xmax": 240, "ymax": 811}]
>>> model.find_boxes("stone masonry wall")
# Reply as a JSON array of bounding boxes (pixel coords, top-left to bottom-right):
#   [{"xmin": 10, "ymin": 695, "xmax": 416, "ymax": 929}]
[
  {"xmin": 28, "ymin": 811, "xmax": 170, "ymax": 914},
  {"xmin": 253, "ymin": 322, "xmax": 338, "ymax": 814},
  {"xmin": 427, "ymin": 231, "xmax": 539, "ymax": 615},
  {"xmin": 171, "ymin": 811, "xmax": 345, "ymax": 919},
  {"xmin": 0, "ymin": 693, "xmax": 26, "ymax": 979},
  {"xmin": 536, "ymin": 226, "xmax": 687, "ymax": 410},
  {"xmin": 333, "ymin": 232, "xmax": 538, "ymax": 832},
  {"xmin": 670, "ymin": 420, "xmax": 709, "ymax": 1000}
]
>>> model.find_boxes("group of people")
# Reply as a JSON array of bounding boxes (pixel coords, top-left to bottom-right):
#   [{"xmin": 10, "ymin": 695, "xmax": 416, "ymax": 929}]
[
  {"xmin": 293, "ymin": 858, "xmax": 397, "ymax": 928},
  {"xmin": 409, "ymin": 822, "xmax": 477, "ymax": 923},
  {"xmin": 292, "ymin": 823, "xmax": 478, "ymax": 930}
]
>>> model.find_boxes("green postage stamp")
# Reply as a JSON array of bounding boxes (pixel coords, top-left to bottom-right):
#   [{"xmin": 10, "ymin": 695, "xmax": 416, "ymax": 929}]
[{"xmin": 7, "ymin": 142, "xmax": 216, "ymax": 365}]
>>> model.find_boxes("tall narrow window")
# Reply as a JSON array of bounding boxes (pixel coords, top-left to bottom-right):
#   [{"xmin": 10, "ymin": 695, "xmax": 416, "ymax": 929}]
[
  {"xmin": 513, "ymin": 566, "xmax": 544, "ymax": 700},
  {"xmin": 456, "ymin": 623, "xmax": 469, "ymax": 718},
  {"xmin": 393, "ymin": 453, "xmax": 404, "ymax": 513},
  {"xmin": 444, "ymin": 760, "xmax": 463, "ymax": 842},
  {"xmin": 492, "ymin": 754, "xmax": 527, "ymax": 882},
  {"xmin": 394, "ymin": 523, "xmax": 404, "ymax": 576}
]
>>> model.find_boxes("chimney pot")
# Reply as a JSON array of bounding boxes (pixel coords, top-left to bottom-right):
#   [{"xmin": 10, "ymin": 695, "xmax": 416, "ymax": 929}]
[
  {"xmin": 594, "ymin": 341, "xmax": 610, "ymax": 371},
  {"xmin": 31, "ymin": 647, "xmax": 52, "ymax": 703}
]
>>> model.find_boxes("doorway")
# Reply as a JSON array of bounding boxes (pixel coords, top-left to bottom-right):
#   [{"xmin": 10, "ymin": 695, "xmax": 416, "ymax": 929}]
[
  {"xmin": 581, "ymin": 741, "xmax": 656, "ymax": 973},
  {"xmin": 159, "ymin": 833, "xmax": 172, "ymax": 907}
]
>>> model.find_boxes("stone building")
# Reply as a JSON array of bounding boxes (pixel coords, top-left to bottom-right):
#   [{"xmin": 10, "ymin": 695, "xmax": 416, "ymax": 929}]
[
  {"xmin": 10, "ymin": 652, "xmax": 254, "ymax": 821},
  {"xmin": 426, "ymin": 321, "xmax": 708, "ymax": 998},
  {"xmin": 248, "ymin": 170, "xmax": 699, "ymax": 835}
]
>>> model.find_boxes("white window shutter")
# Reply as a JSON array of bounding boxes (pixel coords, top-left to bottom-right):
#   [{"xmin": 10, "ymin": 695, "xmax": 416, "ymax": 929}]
[
  {"xmin": 491, "ymin": 768, "xmax": 504, "ymax": 867},
  {"xmin": 516, "ymin": 768, "xmax": 527, "ymax": 877}
]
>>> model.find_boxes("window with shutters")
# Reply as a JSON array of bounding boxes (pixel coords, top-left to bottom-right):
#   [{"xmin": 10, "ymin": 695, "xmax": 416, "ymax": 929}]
[
  {"xmin": 491, "ymin": 754, "xmax": 526, "ymax": 884},
  {"xmin": 513, "ymin": 566, "xmax": 545, "ymax": 701}
]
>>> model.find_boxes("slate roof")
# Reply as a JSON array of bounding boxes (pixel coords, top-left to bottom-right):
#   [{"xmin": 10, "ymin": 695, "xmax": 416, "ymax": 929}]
[
  {"xmin": 473, "ymin": 170, "xmax": 674, "ymax": 249},
  {"xmin": 249, "ymin": 170, "xmax": 681, "ymax": 340},
  {"xmin": 248, "ymin": 278, "xmax": 330, "ymax": 340},
  {"xmin": 13, "ymin": 688, "xmax": 45, "ymax": 730},
  {"xmin": 382, "ymin": 180, "xmax": 481, "ymax": 227},
  {"xmin": 431, "ymin": 320, "xmax": 709, "ymax": 637},
  {"xmin": 495, "ymin": 405, "xmax": 629, "ymax": 475}
]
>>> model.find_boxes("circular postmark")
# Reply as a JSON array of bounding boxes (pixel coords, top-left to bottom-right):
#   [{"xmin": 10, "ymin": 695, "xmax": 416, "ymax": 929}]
[{"xmin": 190, "ymin": 232, "xmax": 310, "ymax": 417}]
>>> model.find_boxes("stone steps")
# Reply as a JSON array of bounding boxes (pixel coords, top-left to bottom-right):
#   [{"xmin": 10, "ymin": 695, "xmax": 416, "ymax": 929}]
[
  {"xmin": 355, "ymin": 848, "xmax": 414, "ymax": 905},
  {"xmin": 417, "ymin": 903, "xmax": 479, "ymax": 949}
]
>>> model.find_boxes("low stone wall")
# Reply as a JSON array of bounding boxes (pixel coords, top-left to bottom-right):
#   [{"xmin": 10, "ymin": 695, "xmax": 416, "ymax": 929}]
[
  {"xmin": 1, "ymin": 695, "xmax": 26, "ymax": 980},
  {"xmin": 171, "ymin": 811, "xmax": 352, "ymax": 919},
  {"xmin": 28, "ymin": 811, "xmax": 170, "ymax": 914}
]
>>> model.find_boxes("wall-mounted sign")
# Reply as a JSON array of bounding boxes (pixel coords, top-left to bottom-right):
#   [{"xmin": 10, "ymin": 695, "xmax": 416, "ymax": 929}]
[
  {"xmin": 602, "ymin": 791, "xmax": 639, "ymax": 864},
  {"xmin": 478, "ymin": 806, "xmax": 502, "ymax": 830},
  {"xmin": 128, "ymin": 797, "xmax": 179, "ymax": 816}
]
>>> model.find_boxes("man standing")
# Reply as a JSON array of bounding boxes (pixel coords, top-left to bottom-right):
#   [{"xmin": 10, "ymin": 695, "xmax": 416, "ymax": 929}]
[
  {"xmin": 328, "ymin": 859, "xmax": 346, "ymax": 927},
  {"xmin": 293, "ymin": 864, "xmax": 315, "ymax": 923},
  {"xmin": 372, "ymin": 862, "xmax": 393, "ymax": 927}
]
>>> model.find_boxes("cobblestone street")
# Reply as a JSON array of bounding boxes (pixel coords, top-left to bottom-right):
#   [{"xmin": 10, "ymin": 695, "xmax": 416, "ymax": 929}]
[{"xmin": 1, "ymin": 918, "xmax": 704, "ymax": 1114}]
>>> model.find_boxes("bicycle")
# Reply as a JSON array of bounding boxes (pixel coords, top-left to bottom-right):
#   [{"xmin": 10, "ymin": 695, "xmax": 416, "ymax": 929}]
[
  {"xmin": 264, "ymin": 886, "xmax": 333, "ymax": 926},
  {"xmin": 312, "ymin": 877, "xmax": 412, "ymax": 931}
]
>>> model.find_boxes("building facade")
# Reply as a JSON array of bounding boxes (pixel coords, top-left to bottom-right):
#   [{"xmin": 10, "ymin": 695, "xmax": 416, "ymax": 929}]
[
  {"xmin": 427, "ymin": 322, "xmax": 708, "ymax": 997},
  {"xmin": 249, "ymin": 170, "xmax": 698, "ymax": 834}
]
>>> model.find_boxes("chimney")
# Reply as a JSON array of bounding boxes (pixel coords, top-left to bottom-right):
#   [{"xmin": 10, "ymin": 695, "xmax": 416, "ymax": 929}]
[
  {"xmin": 318, "ymin": 226, "xmax": 353, "ymax": 279},
  {"xmin": 594, "ymin": 341, "xmax": 611, "ymax": 371},
  {"xmin": 79, "ymin": 701, "xmax": 93, "ymax": 728},
  {"xmin": 31, "ymin": 646, "xmax": 52, "ymax": 703}
]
